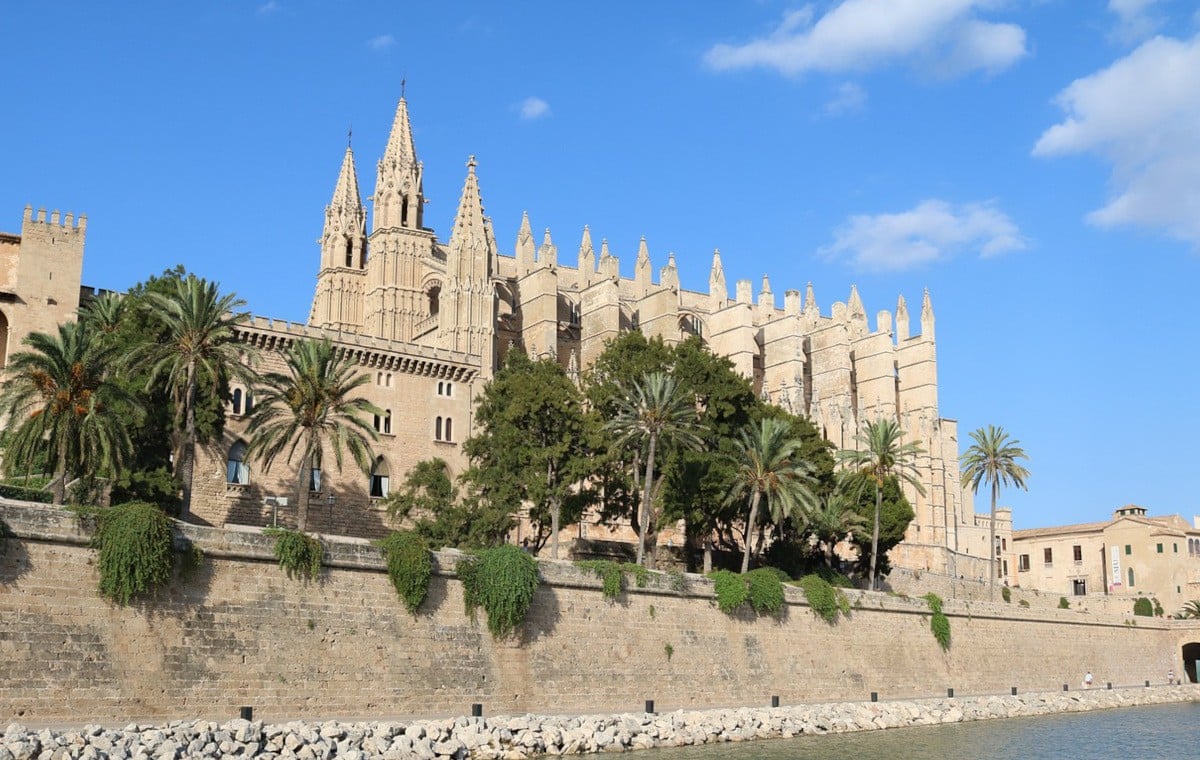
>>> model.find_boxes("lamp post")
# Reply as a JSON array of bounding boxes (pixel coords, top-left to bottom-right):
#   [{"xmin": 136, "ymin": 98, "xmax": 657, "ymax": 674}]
[{"xmin": 327, "ymin": 492, "xmax": 336, "ymax": 531}]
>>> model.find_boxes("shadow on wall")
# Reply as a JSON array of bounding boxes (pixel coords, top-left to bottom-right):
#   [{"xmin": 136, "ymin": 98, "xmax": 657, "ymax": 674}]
[{"xmin": 0, "ymin": 520, "xmax": 31, "ymax": 586}]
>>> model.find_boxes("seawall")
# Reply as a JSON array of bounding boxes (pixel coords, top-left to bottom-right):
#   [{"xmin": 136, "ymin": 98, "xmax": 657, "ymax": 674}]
[{"xmin": 2, "ymin": 501, "xmax": 1199, "ymax": 724}]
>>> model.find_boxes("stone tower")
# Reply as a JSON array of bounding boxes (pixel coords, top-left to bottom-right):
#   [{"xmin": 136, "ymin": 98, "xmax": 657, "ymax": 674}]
[{"xmin": 310, "ymin": 144, "xmax": 367, "ymax": 331}]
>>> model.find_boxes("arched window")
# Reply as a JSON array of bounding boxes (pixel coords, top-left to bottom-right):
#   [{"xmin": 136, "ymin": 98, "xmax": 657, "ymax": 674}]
[
  {"xmin": 383, "ymin": 409, "xmax": 392, "ymax": 435},
  {"xmin": 245, "ymin": 390, "xmax": 253, "ymax": 413},
  {"xmin": 438, "ymin": 381, "xmax": 444, "ymax": 396},
  {"xmin": 345, "ymin": 238, "xmax": 353, "ymax": 268},
  {"xmin": 370, "ymin": 459, "xmax": 390, "ymax": 498},
  {"xmin": 428, "ymin": 285, "xmax": 440, "ymax": 316},
  {"xmin": 444, "ymin": 418, "xmax": 453, "ymax": 442},
  {"xmin": 226, "ymin": 441, "xmax": 249, "ymax": 485},
  {"xmin": 435, "ymin": 416, "xmax": 443, "ymax": 441},
  {"xmin": 446, "ymin": 382, "xmax": 453, "ymax": 397},
  {"xmin": 231, "ymin": 388, "xmax": 242, "ymax": 415}
]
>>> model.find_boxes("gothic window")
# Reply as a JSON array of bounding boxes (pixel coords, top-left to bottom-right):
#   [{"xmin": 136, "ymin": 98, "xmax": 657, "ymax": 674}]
[
  {"xmin": 401, "ymin": 196, "xmax": 410, "ymax": 227},
  {"xmin": 226, "ymin": 441, "xmax": 249, "ymax": 485},
  {"xmin": 231, "ymin": 388, "xmax": 243, "ymax": 416},
  {"xmin": 435, "ymin": 416, "xmax": 443, "ymax": 441},
  {"xmin": 428, "ymin": 285, "xmax": 441, "ymax": 317},
  {"xmin": 370, "ymin": 459, "xmax": 390, "ymax": 498},
  {"xmin": 383, "ymin": 410, "xmax": 392, "ymax": 435},
  {"xmin": 446, "ymin": 382, "xmax": 452, "ymax": 397},
  {"xmin": 345, "ymin": 238, "xmax": 353, "ymax": 268},
  {"xmin": 444, "ymin": 418, "xmax": 453, "ymax": 441}
]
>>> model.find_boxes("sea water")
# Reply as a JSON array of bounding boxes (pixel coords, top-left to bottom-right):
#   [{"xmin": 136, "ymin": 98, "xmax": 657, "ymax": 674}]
[{"xmin": 640, "ymin": 702, "xmax": 1199, "ymax": 759}]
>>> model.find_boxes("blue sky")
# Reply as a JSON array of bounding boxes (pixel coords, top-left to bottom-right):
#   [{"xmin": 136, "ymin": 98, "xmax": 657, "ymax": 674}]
[{"xmin": 2, "ymin": 1, "xmax": 1198, "ymax": 529}]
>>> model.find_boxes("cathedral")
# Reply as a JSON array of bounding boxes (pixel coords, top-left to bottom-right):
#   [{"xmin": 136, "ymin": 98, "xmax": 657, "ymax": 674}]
[{"xmin": 0, "ymin": 95, "xmax": 1008, "ymax": 579}]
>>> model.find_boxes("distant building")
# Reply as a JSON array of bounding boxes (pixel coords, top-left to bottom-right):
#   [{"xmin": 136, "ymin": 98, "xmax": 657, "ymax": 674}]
[
  {"xmin": 1012, "ymin": 505, "xmax": 1200, "ymax": 614},
  {"xmin": 0, "ymin": 96, "xmax": 1013, "ymax": 578}
]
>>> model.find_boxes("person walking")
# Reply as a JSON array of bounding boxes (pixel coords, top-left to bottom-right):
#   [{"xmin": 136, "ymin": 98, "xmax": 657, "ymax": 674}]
[{"xmin": 1084, "ymin": 671, "xmax": 1093, "ymax": 689}]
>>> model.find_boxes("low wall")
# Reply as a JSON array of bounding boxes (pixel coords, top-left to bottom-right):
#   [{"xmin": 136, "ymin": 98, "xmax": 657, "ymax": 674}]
[{"xmin": 2, "ymin": 501, "xmax": 1198, "ymax": 724}]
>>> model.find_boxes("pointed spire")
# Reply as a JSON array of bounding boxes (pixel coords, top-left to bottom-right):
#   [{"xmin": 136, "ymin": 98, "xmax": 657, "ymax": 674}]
[
  {"xmin": 848, "ymin": 284, "xmax": 865, "ymax": 318},
  {"xmin": 759, "ymin": 274, "xmax": 773, "ymax": 310},
  {"xmin": 447, "ymin": 156, "xmax": 492, "ymax": 277},
  {"xmin": 709, "ymin": 249, "xmax": 727, "ymax": 305},
  {"xmin": 635, "ymin": 237, "xmax": 652, "ymax": 293},
  {"xmin": 599, "ymin": 238, "xmax": 619, "ymax": 280},
  {"xmin": 920, "ymin": 288, "xmax": 935, "ymax": 340},
  {"xmin": 382, "ymin": 96, "xmax": 417, "ymax": 173},
  {"xmin": 661, "ymin": 252, "xmax": 679, "ymax": 290},
  {"xmin": 320, "ymin": 143, "xmax": 366, "ymax": 272},
  {"xmin": 373, "ymin": 95, "xmax": 424, "ymax": 231},
  {"xmin": 803, "ymin": 282, "xmax": 818, "ymax": 316},
  {"xmin": 331, "ymin": 145, "xmax": 362, "ymax": 210},
  {"xmin": 896, "ymin": 294, "xmax": 910, "ymax": 341},
  {"xmin": 578, "ymin": 225, "xmax": 595, "ymax": 284},
  {"xmin": 538, "ymin": 227, "xmax": 558, "ymax": 268},
  {"xmin": 516, "ymin": 211, "xmax": 535, "ymax": 273}
]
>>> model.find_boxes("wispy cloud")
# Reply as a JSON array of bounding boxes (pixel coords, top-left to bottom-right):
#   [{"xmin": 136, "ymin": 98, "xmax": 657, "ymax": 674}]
[
  {"xmin": 1034, "ymin": 34, "xmax": 1200, "ymax": 246},
  {"xmin": 1108, "ymin": 0, "xmax": 1163, "ymax": 43},
  {"xmin": 703, "ymin": 0, "xmax": 1026, "ymax": 78},
  {"xmin": 256, "ymin": 1, "xmax": 280, "ymax": 16},
  {"xmin": 824, "ymin": 82, "xmax": 866, "ymax": 116},
  {"xmin": 368, "ymin": 34, "xmax": 396, "ymax": 52},
  {"xmin": 517, "ymin": 96, "xmax": 551, "ymax": 121},
  {"xmin": 820, "ymin": 199, "xmax": 1026, "ymax": 271}
]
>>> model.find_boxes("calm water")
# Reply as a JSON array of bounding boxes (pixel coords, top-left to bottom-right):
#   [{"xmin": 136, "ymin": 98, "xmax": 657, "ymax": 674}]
[{"xmin": 641, "ymin": 703, "xmax": 1199, "ymax": 759}]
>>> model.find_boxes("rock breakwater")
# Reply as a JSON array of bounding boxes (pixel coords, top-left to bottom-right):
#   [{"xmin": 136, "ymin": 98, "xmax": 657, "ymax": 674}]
[{"xmin": 4, "ymin": 686, "xmax": 1196, "ymax": 759}]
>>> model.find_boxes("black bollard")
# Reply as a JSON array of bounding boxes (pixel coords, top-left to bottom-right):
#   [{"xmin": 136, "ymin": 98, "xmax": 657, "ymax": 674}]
[
  {"xmin": 1011, "ymin": 687, "xmax": 1018, "ymax": 696},
  {"xmin": 1063, "ymin": 684, "xmax": 1069, "ymax": 691},
  {"xmin": 1146, "ymin": 680, "xmax": 1151, "ymax": 687},
  {"xmin": 471, "ymin": 703, "xmax": 483, "ymax": 718},
  {"xmin": 645, "ymin": 700, "xmax": 655, "ymax": 714},
  {"xmin": 870, "ymin": 692, "xmax": 878, "ymax": 703},
  {"xmin": 1108, "ymin": 682, "xmax": 1113, "ymax": 690},
  {"xmin": 239, "ymin": 706, "xmax": 253, "ymax": 721},
  {"xmin": 771, "ymin": 696, "xmax": 780, "ymax": 708},
  {"xmin": 947, "ymin": 688, "xmax": 954, "ymax": 698}
]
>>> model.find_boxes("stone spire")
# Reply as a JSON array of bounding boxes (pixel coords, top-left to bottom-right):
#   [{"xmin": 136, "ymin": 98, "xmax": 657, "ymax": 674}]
[
  {"xmin": 373, "ymin": 96, "xmax": 424, "ymax": 232},
  {"xmin": 661, "ymin": 252, "xmax": 679, "ymax": 290},
  {"xmin": 921, "ymin": 288, "xmax": 935, "ymax": 341},
  {"xmin": 599, "ymin": 238, "xmax": 619, "ymax": 280},
  {"xmin": 759, "ymin": 274, "xmax": 774, "ymax": 310},
  {"xmin": 321, "ymin": 145, "xmax": 366, "ymax": 270},
  {"xmin": 896, "ymin": 294, "xmax": 910, "ymax": 341},
  {"xmin": 803, "ymin": 282, "xmax": 818, "ymax": 317},
  {"xmin": 635, "ymin": 237, "xmax": 652, "ymax": 294},
  {"xmin": 516, "ymin": 211, "xmax": 535, "ymax": 274},
  {"xmin": 538, "ymin": 228, "xmax": 558, "ymax": 268},
  {"xmin": 446, "ymin": 156, "xmax": 492, "ymax": 278},
  {"xmin": 847, "ymin": 284, "xmax": 867, "ymax": 334},
  {"xmin": 578, "ymin": 225, "xmax": 595, "ymax": 285},
  {"xmin": 441, "ymin": 156, "xmax": 495, "ymax": 362},
  {"xmin": 709, "ymin": 249, "xmax": 727, "ymax": 306}
]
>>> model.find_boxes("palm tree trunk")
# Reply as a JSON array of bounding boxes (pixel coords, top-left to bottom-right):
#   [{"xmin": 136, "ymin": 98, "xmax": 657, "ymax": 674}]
[
  {"xmin": 988, "ymin": 478, "xmax": 998, "ymax": 601},
  {"xmin": 51, "ymin": 448, "xmax": 67, "ymax": 505},
  {"xmin": 741, "ymin": 490, "xmax": 762, "ymax": 573},
  {"xmin": 296, "ymin": 438, "xmax": 314, "ymax": 532},
  {"xmin": 637, "ymin": 434, "xmax": 657, "ymax": 568},
  {"xmin": 179, "ymin": 359, "xmax": 198, "ymax": 521},
  {"xmin": 703, "ymin": 536, "xmax": 713, "ymax": 574},
  {"xmin": 869, "ymin": 482, "xmax": 882, "ymax": 591}
]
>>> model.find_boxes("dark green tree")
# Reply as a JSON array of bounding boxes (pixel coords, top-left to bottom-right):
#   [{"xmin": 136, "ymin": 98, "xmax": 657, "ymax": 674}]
[
  {"xmin": 464, "ymin": 351, "xmax": 596, "ymax": 558},
  {"xmin": 384, "ymin": 457, "xmax": 515, "ymax": 550},
  {"xmin": 842, "ymin": 472, "xmax": 915, "ymax": 580}
]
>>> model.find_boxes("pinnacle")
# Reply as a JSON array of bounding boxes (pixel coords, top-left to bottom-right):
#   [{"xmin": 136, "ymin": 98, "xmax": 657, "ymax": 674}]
[{"xmin": 330, "ymin": 144, "xmax": 362, "ymax": 210}]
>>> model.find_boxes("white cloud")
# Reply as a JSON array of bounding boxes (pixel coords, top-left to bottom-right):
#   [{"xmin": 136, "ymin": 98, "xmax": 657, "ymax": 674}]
[
  {"xmin": 819, "ymin": 199, "xmax": 1026, "ymax": 271},
  {"xmin": 703, "ymin": 0, "xmax": 1026, "ymax": 78},
  {"xmin": 368, "ymin": 35, "xmax": 395, "ymax": 51},
  {"xmin": 518, "ymin": 97, "xmax": 551, "ymax": 120},
  {"xmin": 256, "ymin": 1, "xmax": 279, "ymax": 15},
  {"xmin": 824, "ymin": 82, "xmax": 867, "ymax": 115},
  {"xmin": 1108, "ymin": 0, "xmax": 1162, "ymax": 43},
  {"xmin": 1033, "ymin": 35, "xmax": 1200, "ymax": 245}
]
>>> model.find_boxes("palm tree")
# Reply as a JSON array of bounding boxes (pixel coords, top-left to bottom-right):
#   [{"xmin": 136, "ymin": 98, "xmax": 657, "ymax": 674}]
[
  {"xmin": 1176, "ymin": 600, "xmax": 1200, "ymax": 619},
  {"xmin": 607, "ymin": 372, "xmax": 705, "ymax": 568},
  {"xmin": 808, "ymin": 485, "xmax": 869, "ymax": 569},
  {"xmin": 137, "ymin": 274, "xmax": 251, "ymax": 520},
  {"xmin": 727, "ymin": 417, "xmax": 817, "ymax": 573},
  {"xmin": 838, "ymin": 418, "xmax": 925, "ymax": 591},
  {"xmin": 961, "ymin": 425, "xmax": 1030, "ymax": 600},
  {"xmin": 246, "ymin": 338, "xmax": 380, "ymax": 532},
  {"xmin": 0, "ymin": 321, "xmax": 139, "ymax": 504}
]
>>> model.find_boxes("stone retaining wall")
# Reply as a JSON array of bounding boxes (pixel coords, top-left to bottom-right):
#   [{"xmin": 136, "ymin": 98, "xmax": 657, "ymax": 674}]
[{"xmin": 3, "ymin": 501, "xmax": 1200, "ymax": 725}]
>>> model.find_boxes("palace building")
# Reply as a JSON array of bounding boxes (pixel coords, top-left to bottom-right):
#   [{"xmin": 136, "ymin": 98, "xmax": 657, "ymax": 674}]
[{"xmin": 0, "ymin": 96, "xmax": 1007, "ymax": 578}]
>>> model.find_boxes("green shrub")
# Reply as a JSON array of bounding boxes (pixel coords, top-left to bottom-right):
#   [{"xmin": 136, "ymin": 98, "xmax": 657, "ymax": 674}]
[
  {"xmin": 378, "ymin": 531, "xmax": 433, "ymax": 614},
  {"xmin": 93, "ymin": 502, "xmax": 174, "ymax": 605},
  {"xmin": 1018, "ymin": 599, "xmax": 1030, "ymax": 608},
  {"xmin": 746, "ymin": 568, "xmax": 785, "ymax": 615},
  {"xmin": 576, "ymin": 560, "xmax": 625, "ymax": 599},
  {"xmin": 797, "ymin": 573, "xmax": 849, "ymax": 623},
  {"xmin": 628, "ymin": 563, "xmax": 650, "ymax": 588},
  {"xmin": 0, "ymin": 483, "xmax": 52, "ymax": 503},
  {"xmin": 1001, "ymin": 586, "xmax": 1011, "ymax": 603},
  {"xmin": 458, "ymin": 544, "xmax": 539, "ymax": 638},
  {"xmin": 666, "ymin": 569, "xmax": 687, "ymax": 594},
  {"xmin": 664, "ymin": 642, "xmax": 674, "ymax": 661},
  {"xmin": 265, "ymin": 528, "xmax": 323, "ymax": 581},
  {"xmin": 1133, "ymin": 597, "xmax": 1154, "ymax": 617},
  {"xmin": 1153, "ymin": 598, "xmax": 1164, "ymax": 617},
  {"xmin": 711, "ymin": 570, "xmax": 749, "ymax": 613},
  {"xmin": 1058, "ymin": 596, "xmax": 1071, "ymax": 609},
  {"xmin": 923, "ymin": 593, "xmax": 950, "ymax": 651}
]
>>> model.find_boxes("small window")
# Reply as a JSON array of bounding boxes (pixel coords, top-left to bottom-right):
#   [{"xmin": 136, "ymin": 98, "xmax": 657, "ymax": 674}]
[
  {"xmin": 438, "ymin": 381, "xmax": 444, "ymax": 396},
  {"xmin": 435, "ymin": 416, "xmax": 443, "ymax": 441},
  {"xmin": 370, "ymin": 459, "xmax": 390, "ymax": 498},
  {"xmin": 1001, "ymin": 560, "xmax": 1008, "ymax": 577},
  {"xmin": 245, "ymin": 390, "xmax": 253, "ymax": 413},
  {"xmin": 383, "ymin": 410, "xmax": 392, "ymax": 435},
  {"xmin": 446, "ymin": 382, "xmax": 453, "ymax": 397},
  {"xmin": 374, "ymin": 414, "xmax": 382, "ymax": 432},
  {"xmin": 1043, "ymin": 548, "xmax": 1053, "ymax": 565},
  {"xmin": 1125, "ymin": 544, "xmax": 1132, "ymax": 555},
  {"xmin": 1174, "ymin": 543, "xmax": 1178, "ymax": 553},
  {"xmin": 310, "ymin": 467, "xmax": 321, "ymax": 493},
  {"xmin": 1127, "ymin": 568, "xmax": 1135, "ymax": 587},
  {"xmin": 1001, "ymin": 538, "xmax": 1007, "ymax": 550},
  {"xmin": 1073, "ymin": 545, "xmax": 1082, "ymax": 562},
  {"xmin": 1018, "ymin": 554, "xmax": 1030, "ymax": 572},
  {"xmin": 226, "ymin": 441, "xmax": 249, "ymax": 485},
  {"xmin": 231, "ymin": 388, "xmax": 243, "ymax": 416},
  {"xmin": 386, "ymin": 373, "xmax": 393, "ymax": 388},
  {"xmin": 1073, "ymin": 579, "xmax": 1087, "ymax": 596},
  {"xmin": 1157, "ymin": 543, "xmax": 1164, "ymax": 554},
  {"xmin": 444, "ymin": 418, "xmax": 453, "ymax": 442}
]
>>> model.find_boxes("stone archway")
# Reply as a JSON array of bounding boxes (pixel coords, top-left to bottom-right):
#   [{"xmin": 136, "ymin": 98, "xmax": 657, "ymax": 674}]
[{"xmin": 1182, "ymin": 642, "xmax": 1200, "ymax": 683}]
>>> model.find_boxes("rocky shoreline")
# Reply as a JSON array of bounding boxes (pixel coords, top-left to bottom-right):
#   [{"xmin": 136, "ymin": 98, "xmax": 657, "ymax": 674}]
[{"xmin": 4, "ymin": 686, "xmax": 1196, "ymax": 759}]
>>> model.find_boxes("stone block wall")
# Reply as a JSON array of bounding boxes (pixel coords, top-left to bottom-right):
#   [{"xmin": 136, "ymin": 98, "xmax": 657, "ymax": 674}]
[{"xmin": 2, "ymin": 500, "xmax": 1197, "ymax": 724}]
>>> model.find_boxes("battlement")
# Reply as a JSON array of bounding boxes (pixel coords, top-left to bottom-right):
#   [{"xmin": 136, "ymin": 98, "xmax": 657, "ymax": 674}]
[{"xmin": 22, "ymin": 205, "xmax": 87, "ymax": 235}]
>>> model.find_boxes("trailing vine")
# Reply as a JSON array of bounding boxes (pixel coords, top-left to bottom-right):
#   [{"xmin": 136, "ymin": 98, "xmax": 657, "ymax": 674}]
[
  {"xmin": 378, "ymin": 531, "xmax": 433, "ymax": 614},
  {"xmin": 575, "ymin": 560, "xmax": 656, "ymax": 600},
  {"xmin": 797, "ymin": 574, "xmax": 850, "ymax": 623},
  {"xmin": 93, "ymin": 501, "xmax": 174, "ymax": 605},
  {"xmin": 711, "ymin": 568, "xmax": 785, "ymax": 616},
  {"xmin": 265, "ymin": 527, "xmax": 323, "ymax": 581},
  {"xmin": 923, "ymin": 592, "xmax": 951, "ymax": 650},
  {"xmin": 458, "ymin": 544, "xmax": 539, "ymax": 638}
]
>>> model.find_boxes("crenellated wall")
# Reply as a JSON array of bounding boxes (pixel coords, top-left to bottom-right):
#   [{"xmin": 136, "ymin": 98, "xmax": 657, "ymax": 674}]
[{"xmin": 3, "ymin": 501, "xmax": 1198, "ymax": 725}]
